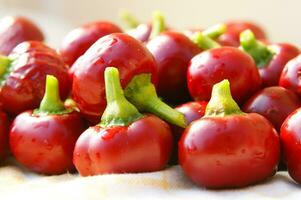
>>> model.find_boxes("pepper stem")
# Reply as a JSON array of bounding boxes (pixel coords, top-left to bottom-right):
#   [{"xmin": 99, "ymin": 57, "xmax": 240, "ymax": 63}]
[
  {"xmin": 36, "ymin": 75, "xmax": 65, "ymax": 114},
  {"xmin": 191, "ymin": 32, "xmax": 221, "ymax": 50},
  {"xmin": 202, "ymin": 23, "xmax": 227, "ymax": 39},
  {"xmin": 149, "ymin": 11, "xmax": 165, "ymax": 39},
  {"xmin": 205, "ymin": 80, "xmax": 244, "ymax": 117},
  {"xmin": 0, "ymin": 55, "xmax": 11, "ymax": 78},
  {"xmin": 119, "ymin": 10, "xmax": 139, "ymax": 29},
  {"xmin": 124, "ymin": 74, "xmax": 187, "ymax": 128},
  {"xmin": 240, "ymin": 29, "xmax": 274, "ymax": 68},
  {"xmin": 100, "ymin": 67, "xmax": 143, "ymax": 127}
]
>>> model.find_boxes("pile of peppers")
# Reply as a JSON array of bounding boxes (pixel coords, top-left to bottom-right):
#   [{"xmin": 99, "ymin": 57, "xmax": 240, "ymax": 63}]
[{"xmin": 1, "ymin": 11, "xmax": 301, "ymax": 189}]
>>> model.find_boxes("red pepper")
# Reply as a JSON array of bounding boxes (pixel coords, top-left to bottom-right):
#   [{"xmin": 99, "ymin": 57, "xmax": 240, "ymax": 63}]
[
  {"xmin": 218, "ymin": 20, "xmax": 266, "ymax": 47},
  {"xmin": 59, "ymin": 21, "xmax": 122, "ymax": 67},
  {"xmin": 71, "ymin": 33, "xmax": 158, "ymax": 123},
  {"xmin": 187, "ymin": 46, "xmax": 262, "ymax": 104},
  {"xmin": 9, "ymin": 75, "xmax": 85, "ymax": 174},
  {"xmin": 243, "ymin": 86, "xmax": 300, "ymax": 131},
  {"xmin": 0, "ymin": 110, "xmax": 9, "ymax": 161},
  {"xmin": 179, "ymin": 80, "xmax": 280, "ymax": 188},
  {"xmin": 0, "ymin": 41, "xmax": 71, "ymax": 115},
  {"xmin": 240, "ymin": 30, "xmax": 300, "ymax": 86},
  {"xmin": 279, "ymin": 54, "xmax": 301, "ymax": 96},
  {"xmin": 0, "ymin": 16, "xmax": 44, "ymax": 55},
  {"xmin": 73, "ymin": 67, "xmax": 172, "ymax": 176},
  {"xmin": 281, "ymin": 108, "xmax": 301, "ymax": 184}
]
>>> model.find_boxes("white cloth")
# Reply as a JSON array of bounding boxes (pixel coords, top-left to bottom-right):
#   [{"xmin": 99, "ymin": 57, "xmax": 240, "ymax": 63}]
[{"xmin": 1, "ymin": 159, "xmax": 301, "ymax": 200}]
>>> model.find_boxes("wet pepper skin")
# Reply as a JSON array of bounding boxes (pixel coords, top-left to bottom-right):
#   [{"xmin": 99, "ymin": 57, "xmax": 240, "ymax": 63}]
[
  {"xmin": 218, "ymin": 21, "xmax": 266, "ymax": 47},
  {"xmin": 0, "ymin": 41, "xmax": 71, "ymax": 115},
  {"xmin": 71, "ymin": 33, "xmax": 158, "ymax": 123},
  {"xmin": 0, "ymin": 16, "xmax": 44, "ymax": 55},
  {"xmin": 59, "ymin": 21, "xmax": 122, "ymax": 67},
  {"xmin": 10, "ymin": 111, "xmax": 85, "ymax": 174},
  {"xmin": 259, "ymin": 43, "xmax": 299, "ymax": 87},
  {"xmin": 187, "ymin": 47, "xmax": 262, "ymax": 104},
  {"xmin": 73, "ymin": 115, "xmax": 173, "ymax": 176},
  {"xmin": 281, "ymin": 108, "xmax": 301, "ymax": 184},
  {"xmin": 179, "ymin": 114, "xmax": 280, "ymax": 188},
  {"xmin": 147, "ymin": 31, "xmax": 201, "ymax": 103},
  {"xmin": 126, "ymin": 23, "xmax": 152, "ymax": 43},
  {"xmin": 243, "ymin": 86, "xmax": 300, "ymax": 131},
  {"xmin": 0, "ymin": 111, "xmax": 9, "ymax": 161}
]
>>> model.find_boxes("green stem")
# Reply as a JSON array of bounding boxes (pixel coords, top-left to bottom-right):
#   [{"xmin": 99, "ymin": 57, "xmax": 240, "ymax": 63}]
[
  {"xmin": 191, "ymin": 32, "xmax": 221, "ymax": 50},
  {"xmin": 240, "ymin": 29, "xmax": 274, "ymax": 68},
  {"xmin": 124, "ymin": 74, "xmax": 187, "ymax": 128},
  {"xmin": 100, "ymin": 67, "xmax": 143, "ymax": 127},
  {"xmin": 205, "ymin": 80, "xmax": 244, "ymax": 117},
  {"xmin": 150, "ymin": 11, "xmax": 165, "ymax": 39},
  {"xmin": 202, "ymin": 23, "xmax": 227, "ymax": 39},
  {"xmin": 0, "ymin": 55, "xmax": 11, "ymax": 78},
  {"xmin": 119, "ymin": 10, "xmax": 139, "ymax": 29}
]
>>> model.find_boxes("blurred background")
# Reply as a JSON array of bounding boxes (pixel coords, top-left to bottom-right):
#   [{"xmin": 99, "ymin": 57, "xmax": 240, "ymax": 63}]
[{"xmin": 0, "ymin": 0, "xmax": 299, "ymax": 47}]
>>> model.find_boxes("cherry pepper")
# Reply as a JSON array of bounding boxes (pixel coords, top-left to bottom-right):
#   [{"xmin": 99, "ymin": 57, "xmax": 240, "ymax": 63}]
[
  {"xmin": 73, "ymin": 67, "xmax": 173, "ymax": 176},
  {"xmin": 280, "ymin": 108, "xmax": 301, "ymax": 184},
  {"xmin": 179, "ymin": 80, "xmax": 280, "ymax": 188},
  {"xmin": 146, "ymin": 24, "xmax": 225, "ymax": 104},
  {"xmin": 0, "ymin": 110, "xmax": 9, "ymax": 161},
  {"xmin": 187, "ymin": 45, "xmax": 261, "ymax": 104},
  {"xmin": 0, "ymin": 16, "xmax": 44, "ymax": 55},
  {"xmin": 9, "ymin": 75, "xmax": 85, "ymax": 174},
  {"xmin": 0, "ymin": 41, "xmax": 71, "ymax": 115},
  {"xmin": 59, "ymin": 21, "xmax": 122, "ymax": 67},
  {"xmin": 71, "ymin": 33, "xmax": 158, "ymax": 124},
  {"xmin": 240, "ymin": 30, "xmax": 300, "ymax": 87}
]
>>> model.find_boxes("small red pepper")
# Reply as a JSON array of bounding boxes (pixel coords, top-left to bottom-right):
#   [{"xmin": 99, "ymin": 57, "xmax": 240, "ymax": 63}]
[
  {"xmin": 281, "ymin": 108, "xmax": 301, "ymax": 184},
  {"xmin": 218, "ymin": 20, "xmax": 266, "ymax": 47},
  {"xmin": 71, "ymin": 33, "xmax": 158, "ymax": 123},
  {"xmin": 9, "ymin": 75, "xmax": 85, "ymax": 174},
  {"xmin": 187, "ymin": 46, "xmax": 262, "ymax": 104},
  {"xmin": 73, "ymin": 67, "xmax": 173, "ymax": 176},
  {"xmin": 59, "ymin": 21, "xmax": 122, "ymax": 67},
  {"xmin": 0, "ymin": 110, "xmax": 9, "ymax": 161},
  {"xmin": 179, "ymin": 80, "xmax": 280, "ymax": 188},
  {"xmin": 0, "ymin": 16, "xmax": 44, "ymax": 55},
  {"xmin": 243, "ymin": 86, "xmax": 300, "ymax": 131},
  {"xmin": 0, "ymin": 41, "xmax": 71, "ymax": 115},
  {"xmin": 240, "ymin": 30, "xmax": 300, "ymax": 87}
]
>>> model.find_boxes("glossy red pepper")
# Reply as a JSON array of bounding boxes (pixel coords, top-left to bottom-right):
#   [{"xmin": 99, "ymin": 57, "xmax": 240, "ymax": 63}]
[
  {"xmin": 187, "ymin": 47, "xmax": 262, "ymax": 104},
  {"xmin": 240, "ymin": 30, "xmax": 300, "ymax": 87},
  {"xmin": 280, "ymin": 108, "xmax": 301, "ymax": 184},
  {"xmin": 71, "ymin": 33, "xmax": 158, "ymax": 123},
  {"xmin": 0, "ymin": 16, "xmax": 44, "ymax": 56},
  {"xmin": 0, "ymin": 110, "xmax": 9, "ymax": 161},
  {"xmin": 9, "ymin": 75, "xmax": 85, "ymax": 174},
  {"xmin": 179, "ymin": 80, "xmax": 280, "ymax": 188},
  {"xmin": 218, "ymin": 20, "xmax": 266, "ymax": 47},
  {"xmin": 73, "ymin": 67, "xmax": 173, "ymax": 176},
  {"xmin": 243, "ymin": 86, "xmax": 300, "ymax": 131},
  {"xmin": 279, "ymin": 54, "xmax": 301, "ymax": 96},
  {"xmin": 59, "ymin": 21, "xmax": 122, "ymax": 67},
  {"xmin": 0, "ymin": 41, "xmax": 71, "ymax": 115}
]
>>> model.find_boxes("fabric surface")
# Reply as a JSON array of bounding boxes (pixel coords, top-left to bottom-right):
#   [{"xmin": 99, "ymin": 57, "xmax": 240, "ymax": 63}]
[{"xmin": 0, "ymin": 158, "xmax": 300, "ymax": 200}]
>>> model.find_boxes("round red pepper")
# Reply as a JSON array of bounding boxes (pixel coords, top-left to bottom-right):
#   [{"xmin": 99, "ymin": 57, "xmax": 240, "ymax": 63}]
[
  {"xmin": 179, "ymin": 80, "xmax": 280, "ymax": 188},
  {"xmin": 0, "ymin": 41, "xmax": 71, "ymax": 115},
  {"xmin": 71, "ymin": 33, "xmax": 158, "ymax": 123},
  {"xmin": 10, "ymin": 75, "xmax": 85, "ymax": 174},
  {"xmin": 0, "ymin": 16, "xmax": 44, "ymax": 55},
  {"xmin": 59, "ymin": 21, "xmax": 122, "ymax": 67},
  {"xmin": 187, "ymin": 46, "xmax": 262, "ymax": 104},
  {"xmin": 243, "ymin": 86, "xmax": 300, "ymax": 131},
  {"xmin": 0, "ymin": 110, "xmax": 9, "ymax": 161},
  {"xmin": 240, "ymin": 30, "xmax": 300, "ymax": 87},
  {"xmin": 218, "ymin": 20, "xmax": 266, "ymax": 47},
  {"xmin": 279, "ymin": 54, "xmax": 301, "ymax": 96},
  {"xmin": 73, "ymin": 67, "xmax": 172, "ymax": 176}
]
